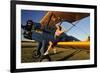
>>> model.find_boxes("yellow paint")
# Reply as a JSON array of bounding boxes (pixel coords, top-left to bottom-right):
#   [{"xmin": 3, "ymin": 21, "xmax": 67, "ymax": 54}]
[{"xmin": 58, "ymin": 41, "xmax": 90, "ymax": 46}]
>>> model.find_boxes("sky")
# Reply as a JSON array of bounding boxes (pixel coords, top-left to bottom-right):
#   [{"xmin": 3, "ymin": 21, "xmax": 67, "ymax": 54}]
[
  {"xmin": 21, "ymin": 10, "xmax": 90, "ymax": 41},
  {"xmin": 61, "ymin": 16, "xmax": 90, "ymax": 40},
  {"xmin": 21, "ymin": 10, "xmax": 47, "ymax": 25}
]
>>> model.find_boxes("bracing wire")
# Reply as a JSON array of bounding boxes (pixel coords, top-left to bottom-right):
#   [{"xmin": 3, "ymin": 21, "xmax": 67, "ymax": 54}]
[{"xmin": 62, "ymin": 18, "xmax": 89, "ymax": 37}]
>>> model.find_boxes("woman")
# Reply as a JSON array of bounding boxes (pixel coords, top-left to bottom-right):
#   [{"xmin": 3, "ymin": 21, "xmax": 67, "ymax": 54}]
[{"xmin": 44, "ymin": 24, "xmax": 65, "ymax": 55}]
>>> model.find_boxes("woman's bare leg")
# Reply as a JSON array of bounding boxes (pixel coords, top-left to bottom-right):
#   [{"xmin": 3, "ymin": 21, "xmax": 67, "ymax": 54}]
[{"xmin": 44, "ymin": 41, "xmax": 53, "ymax": 55}]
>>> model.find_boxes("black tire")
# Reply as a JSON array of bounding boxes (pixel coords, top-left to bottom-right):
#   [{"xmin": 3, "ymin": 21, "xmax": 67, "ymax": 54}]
[{"xmin": 40, "ymin": 55, "xmax": 51, "ymax": 62}]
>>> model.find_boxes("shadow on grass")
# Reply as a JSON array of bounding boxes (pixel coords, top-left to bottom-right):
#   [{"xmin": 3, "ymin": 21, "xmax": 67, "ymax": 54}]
[
  {"xmin": 49, "ymin": 51, "xmax": 64, "ymax": 56},
  {"xmin": 57, "ymin": 50, "xmax": 81, "ymax": 61}
]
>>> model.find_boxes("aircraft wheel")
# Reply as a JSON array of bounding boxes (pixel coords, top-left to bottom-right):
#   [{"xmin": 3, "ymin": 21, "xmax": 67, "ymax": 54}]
[{"xmin": 40, "ymin": 55, "xmax": 51, "ymax": 62}]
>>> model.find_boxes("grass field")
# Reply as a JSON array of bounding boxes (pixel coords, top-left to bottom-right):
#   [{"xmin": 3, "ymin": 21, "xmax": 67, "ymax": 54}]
[{"xmin": 21, "ymin": 41, "xmax": 90, "ymax": 63}]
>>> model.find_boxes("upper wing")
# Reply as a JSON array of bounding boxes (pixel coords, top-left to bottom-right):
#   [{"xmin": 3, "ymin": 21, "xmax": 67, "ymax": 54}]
[{"xmin": 40, "ymin": 11, "xmax": 90, "ymax": 27}]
